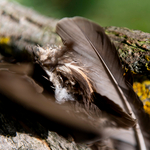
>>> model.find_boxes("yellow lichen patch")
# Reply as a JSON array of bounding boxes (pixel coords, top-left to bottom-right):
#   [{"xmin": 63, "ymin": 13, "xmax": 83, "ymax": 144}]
[
  {"xmin": 143, "ymin": 101, "xmax": 150, "ymax": 115},
  {"xmin": 131, "ymin": 70, "xmax": 137, "ymax": 74},
  {"xmin": 143, "ymin": 80, "xmax": 150, "ymax": 86},
  {"xmin": 133, "ymin": 82, "xmax": 143, "ymax": 98},
  {"xmin": 133, "ymin": 80, "xmax": 150, "ymax": 115},
  {"xmin": 145, "ymin": 63, "xmax": 150, "ymax": 71},
  {"xmin": 133, "ymin": 81, "xmax": 150, "ymax": 101},
  {"xmin": 123, "ymin": 67, "xmax": 129, "ymax": 76},
  {"xmin": 125, "ymin": 67, "xmax": 128, "ymax": 73},
  {"xmin": 0, "ymin": 37, "xmax": 10, "ymax": 44},
  {"xmin": 145, "ymin": 55, "xmax": 150, "ymax": 61}
]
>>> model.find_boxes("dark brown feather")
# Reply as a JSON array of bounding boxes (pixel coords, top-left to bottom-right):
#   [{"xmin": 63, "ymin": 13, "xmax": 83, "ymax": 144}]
[
  {"xmin": 56, "ymin": 17, "xmax": 135, "ymax": 127},
  {"xmin": 0, "ymin": 64, "xmax": 101, "ymax": 143},
  {"xmin": 56, "ymin": 17, "xmax": 150, "ymax": 149}
]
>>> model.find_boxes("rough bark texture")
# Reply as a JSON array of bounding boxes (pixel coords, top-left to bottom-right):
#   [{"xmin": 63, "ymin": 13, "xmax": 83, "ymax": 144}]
[
  {"xmin": 105, "ymin": 26, "xmax": 150, "ymax": 78},
  {"xmin": 0, "ymin": 0, "xmax": 150, "ymax": 149},
  {"xmin": 1, "ymin": 0, "xmax": 150, "ymax": 76}
]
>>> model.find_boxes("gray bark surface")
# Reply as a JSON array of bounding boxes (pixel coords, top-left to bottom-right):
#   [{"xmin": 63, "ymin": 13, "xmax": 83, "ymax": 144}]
[{"xmin": 1, "ymin": 0, "xmax": 150, "ymax": 75}]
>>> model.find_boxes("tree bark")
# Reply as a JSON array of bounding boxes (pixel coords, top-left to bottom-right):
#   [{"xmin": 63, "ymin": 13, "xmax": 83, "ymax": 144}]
[
  {"xmin": 105, "ymin": 26, "xmax": 150, "ymax": 78},
  {"xmin": 1, "ymin": 0, "xmax": 150, "ymax": 75},
  {"xmin": 0, "ymin": 0, "xmax": 150, "ymax": 149}
]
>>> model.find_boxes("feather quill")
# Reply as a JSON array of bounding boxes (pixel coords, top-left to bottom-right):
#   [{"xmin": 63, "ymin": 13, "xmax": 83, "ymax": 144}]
[{"xmin": 56, "ymin": 17, "xmax": 150, "ymax": 149}]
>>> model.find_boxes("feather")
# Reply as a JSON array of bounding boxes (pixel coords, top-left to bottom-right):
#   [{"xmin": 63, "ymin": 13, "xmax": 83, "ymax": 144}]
[
  {"xmin": 56, "ymin": 17, "xmax": 132, "ymax": 113},
  {"xmin": 0, "ymin": 63, "xmax": 102, "ymax": 143},
  {"xmin": 56, "ymin": 17, "xmax": 150, "ymax": 149},
  {"xmin": 1, "ymin": 15, "xmax": 150, "ymax": 149}
]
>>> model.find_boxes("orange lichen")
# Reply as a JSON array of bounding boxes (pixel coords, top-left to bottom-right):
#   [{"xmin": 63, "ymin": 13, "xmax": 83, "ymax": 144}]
[
  {"xmin": 143, "ymin": 101, "xmax": 150, "ymax": 115},
  {"xmin": 133, "ymin": 80, "xmax": 150, "ymax": 115}
]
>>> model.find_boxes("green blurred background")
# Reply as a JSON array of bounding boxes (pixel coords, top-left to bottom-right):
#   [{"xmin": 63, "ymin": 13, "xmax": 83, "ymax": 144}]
[{"xmin": 11, "ymin": 0, "xmax": 150, "ymax": 33}]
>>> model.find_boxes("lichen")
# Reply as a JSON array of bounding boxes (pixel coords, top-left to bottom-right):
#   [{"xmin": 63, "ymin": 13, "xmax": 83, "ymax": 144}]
[
  {"xmin": 105, "ymin": 26, "xmax": 150, "ymax": 75},
  {"xmin": 145, "ymin": 63, "xmax": 150, "ymax": 71},
  {"xmin": 133, "ymin": 81, "xmax": 150, "ymax": 115},
  {"xmin": 0, "ymin": 37, "xmax": 10, "ymax": 44},
  {"xmin": 143, "ymin": 101, "xmax": 150, "ymax": 115},
  {"xmin": 145, "ymin": 55, "xmax": 150, "ymax": 61}
]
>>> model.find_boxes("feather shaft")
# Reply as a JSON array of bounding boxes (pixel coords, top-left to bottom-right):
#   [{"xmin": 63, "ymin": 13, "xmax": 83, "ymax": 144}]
[{"xmin": 84, "ymin": 35, "xmax": 146, "ymax": 150}]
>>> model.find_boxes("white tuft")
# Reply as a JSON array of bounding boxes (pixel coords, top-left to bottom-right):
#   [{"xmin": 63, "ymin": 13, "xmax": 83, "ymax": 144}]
[
  {"xmin": 46, "ymin": 70, "xmax": 75, "ymax": 104},
  {"xmin": 55, "ymin": 87, "xmax": 75, "ymax": 104}
]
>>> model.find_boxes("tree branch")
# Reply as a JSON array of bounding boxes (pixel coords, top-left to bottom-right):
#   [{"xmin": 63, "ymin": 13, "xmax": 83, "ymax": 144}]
[{"xmin": 0, "ymin": 0, "xmax": 150, "ymax": 149}]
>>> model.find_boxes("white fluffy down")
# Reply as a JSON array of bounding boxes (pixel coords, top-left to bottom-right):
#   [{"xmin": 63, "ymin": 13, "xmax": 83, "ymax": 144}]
[
  {"xmin": 46, "ymin": 70, "xmax": 75, "ymax": 104},
  {"xmin": 55, "ymin": 86, "xmax": 75, "ymax": 104}
]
